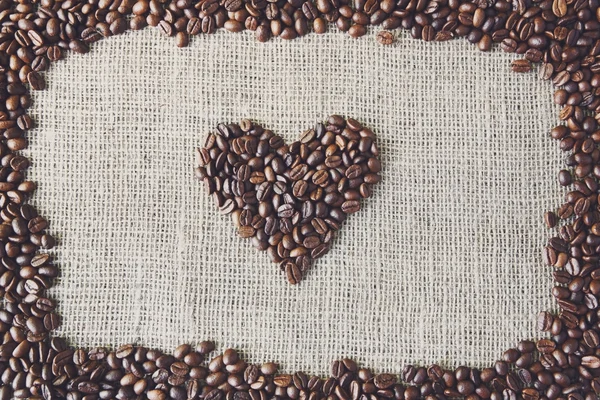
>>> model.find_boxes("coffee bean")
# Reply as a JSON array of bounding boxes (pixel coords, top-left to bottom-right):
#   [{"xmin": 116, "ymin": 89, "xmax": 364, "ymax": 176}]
[
  {"xmin": 53, "ymin": 349, "xmax": 75, "ymax": 368},
  {"xmin": 148, "ymin": 389, "xmax": 167, "ymax": 400},
  {"xmin": 292, "ymin": 180, "xmax": 308, "ymax": 197},
  {"xmin": 28, "ymin": 216, "xmax": 47, "ymax": 233},
  {"xmin": 311, "ymin": 243, "xmax": 329, "ymax": 259},
  {"xmin": 171, "ymin": 361, "xmax": 190, "ymax": 376},
  {"xmin": 374, "ymin": 374, "xmax": 397, "ymax": 389},
  {"xmin": 538, "ymin": 63, "xmax": 554, "ymax": 80},
  {"xmin": 536, "ymin": 339, "xmax": 556, "ymax": 353},
  {"xmin": 544, "ymin": 212, "xmax": 557, "ymax": 228},
  {"xmin": 584, "ymin": 330, "xmax": 600, "ymax": 348},
  {"xmin": 582, "ymin": 356, "xmax": 600, "ymax": 369},
  {"xmin": 238, "ymin": 226, "xmax": 256, "ymax": 238},
  {"xmin": 41, "ymin": 234, "xmax": 56, "ymax": 249},
  {"xmin": 511, "ymin": 59, "xmax": 532, "ymax": 73},
  {"xmin": 549, "ymin": 237, "xmax": 569, "ymax": 253},
  {"xmin": 457, "ymin": 380, "xmax": 475, "ymax": 395},
  {"xmin": 27, "ymin": 71, "xmax": 45, "ymax": 91},
  {"xmin": 175, "ymin": 32, "xmax": 189, "ymax": 48},
  {"xmin": 312, "ymin": 170, "xmax": 329, "ymax": 186},
  {"xmin": 552, "ymin": 0, "xmax": 567, "ymax": 17},
  {"xmin": 255, "ymin": 25, "xmax": 271, "ymax": 42},
  {"xmin": 522, "ymin": 388, "xmax": 540, "ymax": 400},
  {"xmin": 302, "ymin": 236, "xmax": 321, "ymax": 249},
  {"xmin": 274, "ymin": 374, "xmax": 292, "ymax": 387},
  {"xmin": 43, "ymin": 313, "xmax": 60, "ymax": 331},
  {"xmin": 116, "ymin": 344, "xmax": 134, "ymax": 359},
  {"xmin": 277, "ymin": 204, "xmax": 295, "ymax": 218},
  {"xmin": 537, "ymin": 311, "xmax": 553, "ymax": 331},
  {"xmin": 285, "ymin": 261, "xmax": 302, "ymax": 284},
  {"xmin": 558, "ymin": 169, "xmax": 572, "ymax": 186},
  {"xmin": 345, "ymin": 164, "xmax": 362, "ymax": 179},
  {"xmin": 341, "ymin": 200, "xmax": 360, "ymax": 214},
  {"xmin": 377, "ymin": 30, "xmax": 394, "ymax": 45}
]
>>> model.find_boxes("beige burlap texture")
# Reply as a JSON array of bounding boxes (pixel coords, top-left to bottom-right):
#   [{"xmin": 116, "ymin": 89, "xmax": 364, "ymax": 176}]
[{"xmin": 26, "ymin": 27, "xmax": 564, "ymax": 376}]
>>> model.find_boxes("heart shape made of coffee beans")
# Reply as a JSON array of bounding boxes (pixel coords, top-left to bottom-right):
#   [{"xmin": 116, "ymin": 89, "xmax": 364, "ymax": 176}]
[{"xmin": 194, "ymin": 115, "xmax": 381, "ymax": 284}]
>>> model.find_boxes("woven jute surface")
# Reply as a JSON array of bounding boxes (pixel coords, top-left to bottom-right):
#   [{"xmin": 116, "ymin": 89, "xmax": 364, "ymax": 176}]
[{"xmin": 26, "ymin": 27, "xmax": 562, "ymax": 375}]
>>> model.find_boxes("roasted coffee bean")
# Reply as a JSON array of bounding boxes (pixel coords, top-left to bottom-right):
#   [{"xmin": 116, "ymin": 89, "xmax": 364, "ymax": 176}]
[
  {"xmin": 284, "ymin": 262, "xmax": 302, "ymax": 284},
  {"xmin": 558, "ymin": 169, "xmax": 572, "ymax": 186},
  {"xmin": 374, "ymin": 374, "xmax": 397, "ymax": 389},
  {"xmin": 116, "ymin": 344, "xmax": 134, "ymax": 359},
  {"xmin": 238, "ymin": 226, "xmax": 256, "ymax": 238},
  {"xmin": 27, "ymin": 72, "xmax": 45, "ymax": 91},
  {"xmin": 377, "ymin": 30, "xmax": 394, "ymax": 45},
  {"xmin": 511, "ymin": 59, "xmax": 532, "ymax": 73},
  {"xmin": 544, "ymin": 211, "xmax": 557, "ymax": 228},
  {"xmin": 341, "ymin": 200, "xmax": 360, "ymax": 214}
]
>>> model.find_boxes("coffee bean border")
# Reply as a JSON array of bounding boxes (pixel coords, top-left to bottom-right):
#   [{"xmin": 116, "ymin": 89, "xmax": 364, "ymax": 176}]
[{"xmin": 0, "ymin": 0, "xmax": 599, "ymax": 397}]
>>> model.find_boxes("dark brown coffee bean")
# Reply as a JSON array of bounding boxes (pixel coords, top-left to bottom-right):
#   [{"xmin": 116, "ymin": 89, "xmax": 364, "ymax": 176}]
[
  {"xmin": 374, "ymin": 374, "xmax": 397, "ymax": 389},
  {"xmin": 341, "ymin": 200, "xmax": 360, "ymax": 214},
  {"xmin": 27, "ymin": 216, "xmax": 47, "ymax": 233},
  {"xmin": 345, "ymin": 164, "xmax": 362, "ymax": 179},
  {"xmin": 27, "ymin": 71, "xmax": 45, "ymax": 91},
  {"xmin": 292, "ymin": 180, "xmax": 308, "ymax": 197},
  {"xmin": 377, "ymin": 30, "xmax": 394, "ymax": 44},
  {"xmin": 457, "ymin": 380, "xmax": 475, "ymax": 395},
  {"xmin": 303, "ymin": 236, "xmax": 321, "ymax": 249},
  {"xmin": 69, "ymin": 40, "xmax": 89, "ymax": 54},
  {"xmin": 537, "ymin": 311, "xmax": 553, "ymax": 331},
  {"xmin": 311, "ymin": 243, "xmax": 329, "ymax": 259},
  {"xmin": 278, "ymin": 204, "xmax": 295, "ymax": 218},
  {"xmin": 544, "ymin": 211, "xmax": 557, "ymax": 228},
  {"xmin": 537, "ymin": 339, "xmax": 556, "ymax": 353},
  {"xmin": 558, "ymin": 170, "xmax": 572, "ymax": 186},
  {"xmin": 238, "ymin": 226, "xmax": 256, "ymax": 238},
  {"xmin": 116, "ymin": 344, "xmax": 134, "ymax": 359},
  {"xmin": 255, "ymin": 25, "xmax": 271, "ymax": 41},
  {"xmin": 175, "ymin": 32, "xmax": 189, "ymax": 48},
  {"xmin": 539, "ymin": 63, "xmax": 554, "ymax": 80},
  {"xmin": 511, "ymin": 59, "xmax": 532, "ymax": 73},
  {"xmin": 309, "ymin": 170, "xmax": 327, "ymax": 186},
  {"xmin": 43, "ymin": 313, "xmax": 60, "ymax": 331},
  {"xmin": 284, "ymin": 261, "xmax": 302, "ymax": 284},
  {"xmin": 148, "ymin": 389, "xmax": 168, "ymax": 400},
  {"xmin": 583, "ymin": 330, "xmax": 600, "ymax": 348},
  {"xmin": 582, "ymin": 356, "xmax": 600, "ymax": 369}
]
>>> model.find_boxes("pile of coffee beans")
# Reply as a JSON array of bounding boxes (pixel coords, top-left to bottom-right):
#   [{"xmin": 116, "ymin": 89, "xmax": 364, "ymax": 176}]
[
  {"xmin": 194, "ymin": 117, "xmax": 381, "ymax": 284},
  {"xmin": 0, "ymin": 0, "xmax": 598, "ymax": 395}
]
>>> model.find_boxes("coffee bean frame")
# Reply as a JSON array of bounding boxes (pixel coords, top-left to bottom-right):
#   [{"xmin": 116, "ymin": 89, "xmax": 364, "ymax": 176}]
[{"xmin": 0, "ymin": 0, "xmax": 598, "ymax": 397}]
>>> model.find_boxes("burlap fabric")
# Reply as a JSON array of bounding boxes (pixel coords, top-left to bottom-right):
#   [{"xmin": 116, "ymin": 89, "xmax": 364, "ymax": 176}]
[{"xmin": 25, "ymin": 27, "xmax": 563, "ymax": 376}]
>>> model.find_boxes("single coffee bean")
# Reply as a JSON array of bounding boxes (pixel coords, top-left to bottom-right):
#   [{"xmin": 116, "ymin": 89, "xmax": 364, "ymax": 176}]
[
  {"xmin": 27, "ymin": 71, "xmax": 45, "ymax": 90},
  {"xmin": 116, "ymin": 344, "xmax": 134, "ymax": 359},
  {"xmin": 374, "ymin": 374, "xmax": 397, "ymax": 389},
  {"xmin": 377, "ymin": 30, "xmax": 394, "ymax": 44},
  {"xmin": 558, "ymin": 170, "xmax": 572, "ymax": 186},
  {"xmin": 341, "ymin": 200, "xmax": 360, "ymax": 214},
  {"xmin": 285, "ymin": 261, "xmax": 302, "ymax": 284},
  {"xmin": 544, "ymin": 211, "xmax": 557, "ymax": 228},
  {"xmin": 511, "ymin": 59, "xmax": 532, "ymax": 73}
]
